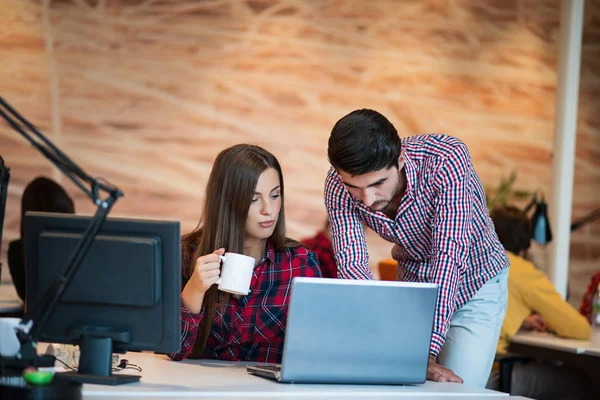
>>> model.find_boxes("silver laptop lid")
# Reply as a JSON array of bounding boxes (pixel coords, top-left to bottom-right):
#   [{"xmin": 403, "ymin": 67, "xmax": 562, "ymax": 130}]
[{"xmin": 280, "ymin": 278, "xmax": 438, "ymax": 384}]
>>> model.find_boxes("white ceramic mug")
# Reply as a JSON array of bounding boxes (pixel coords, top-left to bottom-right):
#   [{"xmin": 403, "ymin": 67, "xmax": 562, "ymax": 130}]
[{"xmin": 216, "ymin": 252, "xmax": 255, "ymax": 296}]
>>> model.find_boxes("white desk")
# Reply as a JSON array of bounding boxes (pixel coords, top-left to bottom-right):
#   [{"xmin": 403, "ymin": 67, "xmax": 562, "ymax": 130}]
[
  {"xmin": 0, "ymin": 281, "xmax": 22, "ymax": 314},
  {"xmin": 82, "ymin": 352, "xmax": 508, "ymax": 399},
  {"xmin": 509, "ymin": 331, "xmax": 600, "ymax": 370},
  {"xmin": 510, "ymin": 331, "xmax": 600, "ymax": 355}
]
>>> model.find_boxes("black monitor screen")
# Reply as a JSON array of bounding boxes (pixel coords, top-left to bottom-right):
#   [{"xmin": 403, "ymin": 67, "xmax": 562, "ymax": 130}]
[{"xmin": 23, "ymin": 211, "xmax": 181, "ymax": 385}]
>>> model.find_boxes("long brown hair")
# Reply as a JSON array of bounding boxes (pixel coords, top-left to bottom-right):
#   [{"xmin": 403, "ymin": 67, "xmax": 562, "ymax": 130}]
[{"xmin": 182, "ymin": 144, "xmax": 297, "ymax": 358}]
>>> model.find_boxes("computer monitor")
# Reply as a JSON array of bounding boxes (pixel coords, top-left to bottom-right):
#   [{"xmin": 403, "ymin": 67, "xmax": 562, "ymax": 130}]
[{"xmin": 23, "ymin": 211, "xmax": 181, "ymax": 385}]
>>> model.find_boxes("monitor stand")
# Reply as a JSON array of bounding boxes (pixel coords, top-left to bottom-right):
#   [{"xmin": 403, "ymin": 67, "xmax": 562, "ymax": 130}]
[
  {"xmin": 54, "ymin": 371, "xmax": 140, "ymax": 386},
  {"xmin": 56, "ymin": 329, "xmax": 140, "ymax": 386}
]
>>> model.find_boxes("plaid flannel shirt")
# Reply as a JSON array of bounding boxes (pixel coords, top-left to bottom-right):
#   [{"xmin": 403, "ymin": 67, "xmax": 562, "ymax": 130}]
[{"xmin": 169, "ymin": 241, "xmax": 321, "ymax": 362}]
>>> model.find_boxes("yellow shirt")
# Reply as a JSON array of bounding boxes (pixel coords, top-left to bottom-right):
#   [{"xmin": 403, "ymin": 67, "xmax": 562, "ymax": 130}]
[{"xmin": 496, "ymin": 252, "xmax": 592, "ymax": 354}]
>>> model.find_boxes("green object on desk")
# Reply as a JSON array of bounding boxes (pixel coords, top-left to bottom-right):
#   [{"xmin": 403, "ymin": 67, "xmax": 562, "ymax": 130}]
[{"xmin": 22, "ymin": 370, "xmax": 54, "ymax": 386}]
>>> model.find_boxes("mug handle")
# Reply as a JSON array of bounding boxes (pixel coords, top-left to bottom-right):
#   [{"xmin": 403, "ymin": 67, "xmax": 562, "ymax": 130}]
[{"xmin": 215, "ymin": 255, "xmax": 226, "ymax": 285}]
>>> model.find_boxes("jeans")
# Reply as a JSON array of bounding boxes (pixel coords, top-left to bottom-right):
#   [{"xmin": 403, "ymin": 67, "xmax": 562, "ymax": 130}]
[{"xmin": 438, "ymin": 267, "xmax": 508, "ymax": 387}]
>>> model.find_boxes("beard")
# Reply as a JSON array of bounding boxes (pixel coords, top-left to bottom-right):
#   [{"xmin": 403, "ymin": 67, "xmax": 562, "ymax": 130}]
[
  {"xmin": 368, "ymin": 170, "xmax": 402, "ymax": 211},
  {"xmin": 369, "ymin": 198, "xmax": 392, "ymax": 211}
]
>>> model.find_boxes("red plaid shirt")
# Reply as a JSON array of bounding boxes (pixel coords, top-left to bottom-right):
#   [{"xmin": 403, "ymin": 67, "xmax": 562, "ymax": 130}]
[
  {"xmin": 325, "ymin": 134, "xmax": 509, "ymax": 356},
  {"xmin": 169, "ymin": 241, "xmax": 321, "ymax": 363},
  {"xmin": 580, "ymin": 271, "xmax": 600, "ymax": 323},
  {"xmin": 301, "ymin": 232, "xmax": 337, "ymax": 279}
]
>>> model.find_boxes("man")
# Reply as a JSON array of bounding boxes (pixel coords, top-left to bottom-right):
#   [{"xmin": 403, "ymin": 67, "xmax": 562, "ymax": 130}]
[
  {"xmin": 325, "ymin": 109, "xmax": 509, "ymax": 387},
  {"xmin": 488, "ymin": 206, "xmax": 592, "ymax": 398}
]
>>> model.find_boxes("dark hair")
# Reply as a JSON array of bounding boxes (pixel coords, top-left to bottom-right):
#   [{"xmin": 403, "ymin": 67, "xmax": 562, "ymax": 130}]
[
  {"xmin": 183, "ymin": 144, "xmax": 298, "ymax": 359},
  {"xmin": 490, "ymin": 205, "xmax": 531, "ymax": 255},
  {"xmin": 328, "ymin": 109, "xmax": 402, "ymax": 176},
  {"xmin": 20, "ymin": 176, "xmax": 75, "ymax": 236}
]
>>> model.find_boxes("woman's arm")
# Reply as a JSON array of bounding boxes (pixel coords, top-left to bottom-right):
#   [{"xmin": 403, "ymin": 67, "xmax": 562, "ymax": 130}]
[
  {"xmin": 169, "ymin": 305, "xmax": 205, "ymax": 361},
  {"xmin": 304, "ymin": 250, "xmax": 323, "ymax": 278},
  {"xmin": 169, "ymin": 248, "xmax": 224, "ymax": 360}
]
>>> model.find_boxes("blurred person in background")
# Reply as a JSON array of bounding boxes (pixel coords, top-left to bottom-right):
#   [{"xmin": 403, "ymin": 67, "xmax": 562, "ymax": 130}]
[
  {"xmin": 580, "ymin": 270, "xmax": 600, "ymax": 324},
  {"xmin": 488, "ymin": 205, "xmax": 593, "ymax": 399},
  {"xmin": 8, "ymin": 176, "xmax": 75, "ymax": 303},
  {"xmin": 301, "ymin": 219, "xmax": 337, "ymax": 279}
]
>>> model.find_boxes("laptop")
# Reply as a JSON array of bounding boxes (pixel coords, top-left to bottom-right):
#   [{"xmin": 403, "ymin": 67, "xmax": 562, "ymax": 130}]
[{"xmin": 247, "ymin": 277, "xmax": 438, "ymax": 384}]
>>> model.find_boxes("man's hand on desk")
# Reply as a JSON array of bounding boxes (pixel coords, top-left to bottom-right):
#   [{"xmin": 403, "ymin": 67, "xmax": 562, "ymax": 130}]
[
  {"xmin": 521, "ymin": 314, "xmax": 549, "ymax": 332},
  {"xmin": 426, "ymin": 354, "xmax": 463, "ymax": 383}
]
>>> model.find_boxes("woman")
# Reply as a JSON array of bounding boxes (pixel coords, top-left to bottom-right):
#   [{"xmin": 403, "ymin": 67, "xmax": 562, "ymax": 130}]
[{"xmin": 169, "ymin": 144, "xmax": 321, "ymax": 363}]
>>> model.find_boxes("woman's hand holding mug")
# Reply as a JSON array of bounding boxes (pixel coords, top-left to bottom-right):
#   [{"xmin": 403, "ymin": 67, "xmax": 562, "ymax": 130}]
[{"xmin": 182, "ymin": 248, "xmax": 225, "ymax": 313}]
